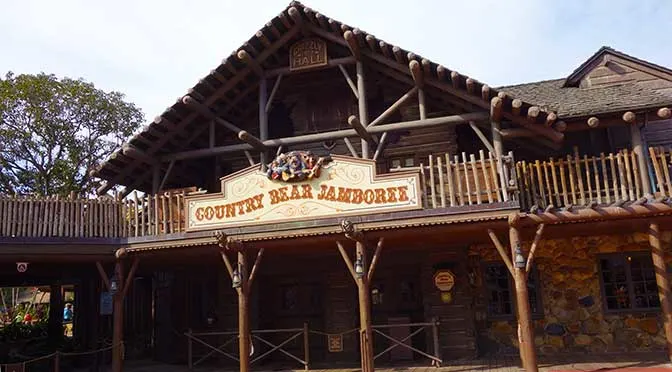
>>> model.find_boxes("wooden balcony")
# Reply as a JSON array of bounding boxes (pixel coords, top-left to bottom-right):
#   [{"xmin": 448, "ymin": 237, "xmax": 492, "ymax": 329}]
[{"xmin": 4, "ymin": 147, "xmax": 670, "ymax": 241}]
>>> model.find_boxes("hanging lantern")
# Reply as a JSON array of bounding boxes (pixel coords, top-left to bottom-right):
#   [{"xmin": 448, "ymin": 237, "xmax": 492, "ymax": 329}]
[
  {"xmin": 110, "ymin": 277, "xmax": 119, "ymax": 295},
  {"xmin": 354, "ymin": 255, "xmax": 364, "ymax": 278},
  {"xmin": 232, "ymin": 267, "xmax": 242, "ymax": 288},
  {"xmin": 514, "ymin": 245, "xmax": 526, "ymax": 269}
]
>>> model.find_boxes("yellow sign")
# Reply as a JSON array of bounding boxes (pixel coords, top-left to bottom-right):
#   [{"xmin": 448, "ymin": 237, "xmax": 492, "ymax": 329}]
[
  {"xmin": 328, "ymin": 334, "xmax": 343, "ymax": 352},
  {"xmin": 433, "ymin": 270, "xmax": 455, "ymax": 292},
  {"xmin": 186, "ymin": 155, "xmax": 421, "ymax": 231},
  {"xmin": 290, "ymin": 38, "xmax": 328, "ymax": 71},
  {"xmin": 440, "ymin": 292, "xmax": 453, "ymax": 304}
]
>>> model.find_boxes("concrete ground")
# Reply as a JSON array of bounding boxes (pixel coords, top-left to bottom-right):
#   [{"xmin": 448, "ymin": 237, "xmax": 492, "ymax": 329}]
[{"xmin": 111, "ymin": 352, "xmax": 671, "ymax": 372}]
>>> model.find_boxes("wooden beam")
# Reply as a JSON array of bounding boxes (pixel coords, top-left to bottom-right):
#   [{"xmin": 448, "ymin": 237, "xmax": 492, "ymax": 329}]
[
  {"xmin": 95, "ymin": 262, "xmax": 111, "ymax": 292},
  {"xmin": 487, "ymin": 229, "xmax": 514, "ymax": 275},
  {"xmin": 238, "ymin": 131, "xmax": 266, "ymax": 151},
  {"xmin": 121, "ymin": 258, "xmax": 140, "ymax": 299},
  {"xmin": 409, "ymin": 60, "xmax": 423, "ymax": 87},
  {"xmin": 527, "ymin": 106, "xmax": 540, "ymax": 123},
  {"xmin": 343, "ymin": 137, "xmax": 359, "ymax": 158},
  {"xmin": 659, "ymin": 107, "xmax": 672, "ymax": 120},
  {"xmin": 630, "ymin": 119, "xmax": 652, "ymax": 195},
  {"xmin": 545, "ymin": 112, "xmax": 558, "ymax": 127},
  {"xmin": 158, "ymin": 160, "xmax": 175, "ymax": 192},
  {"xmin": 469, "ymin": 121, "xmax": 495, "ymax": 155},
  {"xmin": 525, "ymin": 202, "xmax": 672, "ymax": 225},
  {"xmin": 623, "ymin": 111, "xmax": 636, "ymax": 124},
  {"xmin": 367, "ymin": 237, "xmax": 384, "ymax": 282},
  {"xmin": 161, "ymin": 112, "xmax": 488, "ymax": 161},
  {"xmin": 339, "ymin": 65, "xmax": 359, "ymax": 99},
  {"xmin": 237, "ymin": 49, "xmax": 263, "ymax": 76},
  {"xmin": 265, "ymin": 74, "xmax": 283, "ymax": 113},
  {"xmin": 244, "ymin": 151, "xmax": 255, "ymax": 166},
  {"xmin": 122, "ymin": 144, "xmax": 157, "ymax": 166},
  {"xmin": 372, "ymin": 132, "xmax": 388, "ymax": 161},
  {"xmin": 587, "ymin": 116, "xmax": 600, "ymax": 128},
  {"xmin": 336, "ymin": 241, "xmax": 357, "ymax": 282},
  {"xmin": 525, "ymin": 224, "xmax": 545, "ymax": 275},
  {"xmin": 246, "ymin": 248, "xmax": 264, "ymax": 289},
  {"xmin": 348, "ymin": 115, "xmax": 374, "ymax": 143},
  {"xmin": 265, "ymin": 56, "xmax": 356, "ymax": 78},
  {"xmin": 357, "ymin": 61, "xmax": 370, "ymax": 158},
  {"xmin": 490, "ymin": 97, "xmax": 503, "ymax": 122},
  {"xmin": 511, "ymin": 99, "xmax": 522, "ymax": 116},
  {"xmin": 344, "ymin": 30, "xmax": 360, "ymax": 59},
  {"xmin": 649, "ymin": 222, "xmax": 672, "ymax": 362},
  {"xmin": 259, "ymin": 77, "xmax": 269, "ymax": 167},
  {"xmin": 368, "ymin": 86, "xmax": 418, "ymax": 127}
]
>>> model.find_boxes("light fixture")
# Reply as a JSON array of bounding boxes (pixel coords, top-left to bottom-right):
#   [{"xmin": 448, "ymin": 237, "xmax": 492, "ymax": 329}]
[
  {"xmin": 514, "ymin": 245, "xmax": 526, "ymax": 269},
  {"xmin": 232, "ymin": 266, "xmax": 242, "ymax": 288},
  {"xmin": 110, "ymin": 277, "xmax": 119, "ymax": 295},
  {"xmin": 354, "ymin": 255, "xmax": 364, "ymax": 278}
]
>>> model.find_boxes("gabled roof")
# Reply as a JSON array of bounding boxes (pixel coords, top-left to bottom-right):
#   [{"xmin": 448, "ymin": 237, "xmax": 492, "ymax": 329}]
[
  {"xmin": 94, "ymin": 1, "xmax": 560, "ymax": 194},
  {"xmin": 564, "ymin": 46, "xmax": 672, "ymax": 87},
  {"xmin": 500, "ymin": 46, "xmax": 672, "ymax": 119}
]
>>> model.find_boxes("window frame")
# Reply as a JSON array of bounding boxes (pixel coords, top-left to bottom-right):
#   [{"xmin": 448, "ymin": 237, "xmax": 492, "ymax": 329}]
[
  {"xmin": 481, "ymin": 261, "xmax": 544, "ymax": 320},
  {"xmin": 597, "ymin": 252, "xmax": 660, "ymax": 314}
]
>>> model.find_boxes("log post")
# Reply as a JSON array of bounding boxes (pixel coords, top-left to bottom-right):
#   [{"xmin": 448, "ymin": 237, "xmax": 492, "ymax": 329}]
[
  {"xmin": 111, "ymin": 260, "xmax": 124, "ymax": 372},
  {"xmin": 650, "ymin": 222, "xmax": 672, "ymax": 361},
  {"xmin": 47, "ymin": 283, "xmax": 64, "ymax": 348},
  {"xmin": 335, "ymin": 220, "xmax": 383, "ymax": 372},
  {"xmin": 509, "ymin": 216, "xmax": 538, "ymax": 372},
  {"xmin": 259, "ymin": 77, "xmax": 269, "ymax": 169},
  {"xmin": 356, "ymin": 61, "xmax": 370, "ymax": 159},
  {"xmin": 491, "ymin": 97, "xmax": 509, "ymax": 201},
  {"xmin": 216, "ymin": 232, "xmax": 264, "ymax": 372},
  {"xmin": 626, "ymin": 113, "xmax": 652, "ymax": 196}
]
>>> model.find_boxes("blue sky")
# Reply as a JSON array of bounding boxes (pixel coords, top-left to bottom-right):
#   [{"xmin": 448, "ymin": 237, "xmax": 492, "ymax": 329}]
[{"xmin": 2, "ymin": 0, "xmax": 671, "ymax": 122}]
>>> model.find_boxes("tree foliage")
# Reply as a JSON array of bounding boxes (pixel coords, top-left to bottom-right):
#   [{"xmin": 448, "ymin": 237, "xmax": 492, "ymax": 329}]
[{"xmin": 0, "ymin": 72, "xmax": 143, "ymax": 196}]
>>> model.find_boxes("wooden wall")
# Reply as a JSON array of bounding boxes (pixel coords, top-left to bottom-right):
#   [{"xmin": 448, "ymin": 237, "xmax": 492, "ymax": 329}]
[{"xmin": 580, "ymin": 56, "xmax": 672, "ymax": 95}]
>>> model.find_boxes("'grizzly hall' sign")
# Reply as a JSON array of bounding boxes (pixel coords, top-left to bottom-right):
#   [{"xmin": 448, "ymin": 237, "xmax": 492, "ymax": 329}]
[{"xmin": 185, "ymin": 153, "xmax": 421, "ymax": 231}]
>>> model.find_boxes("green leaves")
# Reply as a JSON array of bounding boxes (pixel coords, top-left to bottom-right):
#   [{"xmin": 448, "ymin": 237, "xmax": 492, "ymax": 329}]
[{"xmin": 0, "ymin": 72, "xmax": 144, "ymax": 196}]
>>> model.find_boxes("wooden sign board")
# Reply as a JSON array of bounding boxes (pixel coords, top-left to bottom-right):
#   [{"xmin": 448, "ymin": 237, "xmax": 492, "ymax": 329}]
[
  {"xmin": 433, "ymin": 270, "xmax": 455, "ymax": 292},
  {"xmin": 328, "ymin": 334, "xmax": 343, "ymax": 352},
  {"xmin": 290, "ymin": 38, "xmax": 328, "ymax": 71},
  {"xmin": 186, "ymin": 154, "xmax": 421, "ymax": 232}
]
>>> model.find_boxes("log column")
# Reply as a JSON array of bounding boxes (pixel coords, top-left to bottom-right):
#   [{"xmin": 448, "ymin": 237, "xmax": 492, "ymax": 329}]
[
  {"xmin": 356, "ymin": 62, "xmax": 370, "ymax": 159},
  {"xmin": 335, "ymin": 220, "xmax": 383, "ymax": 372},
  {"xmin": 491, "ymin": 97, "xmax": 509, "ymax": 201},
  {"xmin": 488, "ymin": 215, "xmax": 545, "ymax": 372},
  {"xmin": 97, "ymin": 251, "xmax": 140, "ymax": 372},
  {"xmin": 627, "ymin": 114, "xmax": 652, "ymax": 195},
  {"xmin": 649, "ymin": 222, "xmax": 672, "ymax": 361},
  {"xmin": 47, "ymin": 283, "xmax": 64, "ymax": 348},
  {"xmin": 259, "ymin": 78, "xmax": 269, "ymax": 167},
  {"xmin": 216, "ymin": 233, "xmax": 264, "ymax": 372}
]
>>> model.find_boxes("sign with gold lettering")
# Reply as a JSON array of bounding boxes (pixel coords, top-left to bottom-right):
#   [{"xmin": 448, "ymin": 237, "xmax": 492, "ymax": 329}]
[
  {"xmin": 185, "ymin": 154, "xmax": 421, "ymax": 231},
  {"xmin": 290, "ymin": 38, "xmax": 328, "ymax": 71},
  {"xmin": 433, "ymin": 270, "xmax": 455, "ymax": 292}
]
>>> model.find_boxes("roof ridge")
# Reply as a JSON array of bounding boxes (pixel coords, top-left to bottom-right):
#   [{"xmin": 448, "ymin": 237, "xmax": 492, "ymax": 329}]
[{"xmin": 497, "ymin": 77, "xmax": 565, "ymax": 90}]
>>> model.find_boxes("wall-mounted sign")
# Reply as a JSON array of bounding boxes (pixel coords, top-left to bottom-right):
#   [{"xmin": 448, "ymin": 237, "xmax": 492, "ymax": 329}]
[
  {"xmin": 290, "ymin": 38, "xmax": 328, "ymax": 71},
  {"xmin": 186, "ymin": 154, "xmax": 421, "ymax": 231},
  {"xmin": 433, "ymin": 270, "xmax": 455, "ymax": 292},
  {"xmin": 328, "ymin": 334, "xmax": 343, "ymax": 352}
]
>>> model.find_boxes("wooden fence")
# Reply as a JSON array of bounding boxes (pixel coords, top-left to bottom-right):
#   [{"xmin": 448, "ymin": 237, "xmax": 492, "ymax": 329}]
[
  {"xmin": 517, "ymin": 147, "xmax": 672, "ymax": 210},
  {"xmin": 0, "ymin": 191, "xmax": 189, "ymax": 239},
  {"xmin": 392, "ymin": 150, "xmax": 516, "ymax": 208}
]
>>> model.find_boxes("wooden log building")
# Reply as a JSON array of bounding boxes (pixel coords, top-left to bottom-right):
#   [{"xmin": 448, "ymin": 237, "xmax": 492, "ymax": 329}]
[{"xmin": 2, "ymin": 3, "xmax": 672, "ymax": 372}]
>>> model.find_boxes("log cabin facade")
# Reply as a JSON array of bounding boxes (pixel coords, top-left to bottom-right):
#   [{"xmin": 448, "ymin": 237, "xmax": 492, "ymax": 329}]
[{"xmin": 2, "ymin": 3, "xmax": 672, "ymax": 372}]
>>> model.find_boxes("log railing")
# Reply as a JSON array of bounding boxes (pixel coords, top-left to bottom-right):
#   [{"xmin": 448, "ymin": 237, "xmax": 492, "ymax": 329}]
[
  {"xmin": 391, "ymin": 150, "xmax": 517, "ymax": 208},
  {"xmin": 0, "ymin": 191, "xmax": 188, "ymax": 238},
  {"xmin": 517, "ymin": 147, "xmax": 672, "ymax": 211}
]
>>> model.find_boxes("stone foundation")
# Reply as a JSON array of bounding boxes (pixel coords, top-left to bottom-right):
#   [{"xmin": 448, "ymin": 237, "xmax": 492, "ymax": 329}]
[{"xmin": 468, "ymin": 233, "xmax": 670, "ymax": 354}]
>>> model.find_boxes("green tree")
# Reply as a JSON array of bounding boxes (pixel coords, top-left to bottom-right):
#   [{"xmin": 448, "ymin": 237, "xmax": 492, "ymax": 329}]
[{"xmin": 0, "ymin": 72, "xmax": 143, "ymax": 196}]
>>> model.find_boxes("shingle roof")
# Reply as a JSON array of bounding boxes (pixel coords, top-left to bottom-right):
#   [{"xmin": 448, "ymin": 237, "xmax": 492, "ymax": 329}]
[{"xmin": 500, "ymin": 78, "xmax": 672, "ymax": 119}]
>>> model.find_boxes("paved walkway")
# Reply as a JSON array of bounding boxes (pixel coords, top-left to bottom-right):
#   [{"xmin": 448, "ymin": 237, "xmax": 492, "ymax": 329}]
[{"xmin": 114, "ymin": 353, "xmax": 671, "ymax": 372}]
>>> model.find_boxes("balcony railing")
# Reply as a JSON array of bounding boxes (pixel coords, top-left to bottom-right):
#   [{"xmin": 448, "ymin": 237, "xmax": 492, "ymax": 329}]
[
  {"xmin": 2, "ymin": 147, "xmax": 671, "ymax": 240},
  {"xmin": 390, "ymin": 150, "xmax": 517, "ymax": 208}
]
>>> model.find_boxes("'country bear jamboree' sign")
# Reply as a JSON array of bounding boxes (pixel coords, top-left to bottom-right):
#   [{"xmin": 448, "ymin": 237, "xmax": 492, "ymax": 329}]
[{"xmin": 185, "ymin": 153, "xmax": 421, "ymax": 231}]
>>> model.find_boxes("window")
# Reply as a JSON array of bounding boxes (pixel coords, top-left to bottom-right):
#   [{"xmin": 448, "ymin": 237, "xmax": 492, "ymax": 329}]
[
  {"xmin": 599, "ymin": 253, "xmax": 659, "ymax": 311},
  {"xmin": 389, "ymin": 156, "xmax": 416, "ymax": 170},
  {"xmin": 484, "ymin": 263, "xmax": 542, "ymax": 318}
]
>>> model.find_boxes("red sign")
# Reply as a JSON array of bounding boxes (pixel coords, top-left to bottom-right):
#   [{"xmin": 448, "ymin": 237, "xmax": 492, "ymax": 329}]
[{"xmin": 433, "ymin": 270, "xmax": 455, "ymax": 292}]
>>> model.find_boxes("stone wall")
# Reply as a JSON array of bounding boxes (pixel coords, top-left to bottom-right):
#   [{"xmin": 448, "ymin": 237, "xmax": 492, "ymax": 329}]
[{"xmin": 468, "ymin": 232, "xmax": 669, "ymax": 355}]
